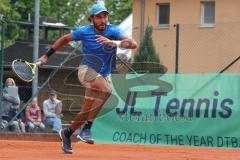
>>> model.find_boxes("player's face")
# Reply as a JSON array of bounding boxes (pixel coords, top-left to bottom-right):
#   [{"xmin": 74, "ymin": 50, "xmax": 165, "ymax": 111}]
[{"xmin": 92, "ymin": 12, "xmax": 108, "ymax": 32}]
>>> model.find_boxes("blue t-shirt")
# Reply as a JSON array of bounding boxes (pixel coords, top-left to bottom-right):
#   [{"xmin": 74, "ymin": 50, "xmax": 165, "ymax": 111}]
[{"xmin": 71, "ymin": 24, "xmax": 124, "ymax": 77}]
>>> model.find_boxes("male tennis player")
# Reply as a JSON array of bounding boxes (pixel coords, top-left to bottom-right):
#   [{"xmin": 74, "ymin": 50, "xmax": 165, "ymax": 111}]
[{"xmin": 38, "ymin": 3, "xmax": 137, "ymax": 154}]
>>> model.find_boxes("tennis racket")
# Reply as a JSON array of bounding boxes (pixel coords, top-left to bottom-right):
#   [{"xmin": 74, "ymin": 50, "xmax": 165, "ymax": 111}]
[{"xmin": 11, "ymin": 59, "xmax": 42, "ymax": 82}]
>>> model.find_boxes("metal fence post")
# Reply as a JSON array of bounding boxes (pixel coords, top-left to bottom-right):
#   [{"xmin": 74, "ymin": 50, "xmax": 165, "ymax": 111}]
[
  {"xmin": 174, "ymin": 24, "xmax": 180, "ymax": 74},
  {"xmin": 33, "ymin": 0, "xmax": 40, "ymax": 96},
  {"xmin": 173, "ymin": 24, "xmax": 180, "ymax": 95},
  {"xmin": 0, "ymin": 18, "xmax": 5, "ymax": 131}
]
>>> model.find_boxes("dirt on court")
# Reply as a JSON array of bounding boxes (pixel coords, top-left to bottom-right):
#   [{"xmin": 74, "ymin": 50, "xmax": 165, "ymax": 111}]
[{"xmin": 0, "ymin": 140, "xmax": 239, "ymax": 160}]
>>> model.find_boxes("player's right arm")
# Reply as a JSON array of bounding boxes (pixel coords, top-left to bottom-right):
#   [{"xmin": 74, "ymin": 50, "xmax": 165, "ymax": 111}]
[{"xmin": 38, "ymin": 33, "xmax": 73, "ymax": 65}]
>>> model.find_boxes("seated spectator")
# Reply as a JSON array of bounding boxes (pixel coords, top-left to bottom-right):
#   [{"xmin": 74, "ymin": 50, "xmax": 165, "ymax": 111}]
[
  {"xmin": 1, "ymin": 78, "xmax": 21, "ymax": 131},
  {"xmin": 25, "ymin": 98, "xmax": 45, "ymax": 132},
  {"xmin": 8, "ymin": 105, "xmax": 26, "ymax": 133},
  {"xmin": 43, "ymin": 89, "xmax": 62, "ymax": 133}
]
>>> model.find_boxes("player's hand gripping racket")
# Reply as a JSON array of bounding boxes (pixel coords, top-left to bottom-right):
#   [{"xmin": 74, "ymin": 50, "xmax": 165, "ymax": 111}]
[{"xmin": 11, "ymin": 59, "xmax": 42, "ymax": 82}]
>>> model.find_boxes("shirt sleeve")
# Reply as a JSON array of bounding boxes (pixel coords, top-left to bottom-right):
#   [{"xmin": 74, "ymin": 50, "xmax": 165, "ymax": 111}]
[{"xmin": 71, "ymin": 27, "xmax": 85, "ymax": 41}]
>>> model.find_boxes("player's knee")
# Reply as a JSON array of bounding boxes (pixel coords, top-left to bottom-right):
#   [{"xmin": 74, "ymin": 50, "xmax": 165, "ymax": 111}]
[
  {"xmin": 99, "ymin": 86, "xmax": 112, "ymax": 98},
  {"xmin": 103, "ymin": 86, "xmax": 112, "ymax": 95}
]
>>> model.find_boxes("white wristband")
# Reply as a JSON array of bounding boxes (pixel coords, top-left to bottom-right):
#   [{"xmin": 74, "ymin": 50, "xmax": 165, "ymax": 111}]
[{"xmin": 112, "ymin": 40, "xmax": 121, "ymax": 48}]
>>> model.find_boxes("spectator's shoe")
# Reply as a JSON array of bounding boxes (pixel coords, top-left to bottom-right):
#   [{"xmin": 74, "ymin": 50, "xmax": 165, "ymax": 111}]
[
  {"xmin": 59, "ymin": 129, "xmax": 73, "ymax": 154},
  {"xmin": 77, "ymin": 129, "xmax": 94, "ymax": 144}
]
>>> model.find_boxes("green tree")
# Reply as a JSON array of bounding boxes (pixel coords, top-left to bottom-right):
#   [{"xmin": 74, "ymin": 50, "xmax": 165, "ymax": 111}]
[
  {"xmin": 1, "ymin": 0, "xmax": 133, "ymax": 47},
  {"xmin": 105, "ymin": 0, "xmax": 132, "ymax": 25},
  {"xmin": 6, "ymin": 0, "xmax": 132, "ymax": 26},
  {"xmin": 0, "ymin": 0, "xmax": 20, "ymax": 19},
  {"xmin": 62, "ymin": 0, "xmax": 94, "ymax": 26},
  {"xmin": 48, "ymin": 0, "xmax": 133, "ymax": 26},
  {"xmin": 9, "ymin": 0, "xmax": 50, "ymax": 20},
  {"xmin": 135, "ymin": 25, "xmax": 160, "ymax": 63}
]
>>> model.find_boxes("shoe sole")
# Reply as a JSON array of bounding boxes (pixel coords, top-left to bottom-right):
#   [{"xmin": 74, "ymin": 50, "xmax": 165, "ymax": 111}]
[
  {"xmin": 77, "ymin": 135, "xmax": 94, "ymax": 144},
  {"xmin": 59, "ymin": 130, "xmax": 73, "ymax": 154}
]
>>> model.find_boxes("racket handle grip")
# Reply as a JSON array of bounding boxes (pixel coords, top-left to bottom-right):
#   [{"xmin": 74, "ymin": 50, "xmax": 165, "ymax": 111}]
[{"xmin": 35, "ymin": 61, "xmax": 42, "ymax": 66}]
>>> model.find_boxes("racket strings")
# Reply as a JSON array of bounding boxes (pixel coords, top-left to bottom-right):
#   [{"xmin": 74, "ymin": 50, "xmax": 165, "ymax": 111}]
[{"xmin": 13, "ymin": 61, "xmax": 34, "ymax": 81}]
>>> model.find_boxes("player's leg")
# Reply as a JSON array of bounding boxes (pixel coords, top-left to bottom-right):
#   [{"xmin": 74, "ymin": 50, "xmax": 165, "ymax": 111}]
[
  {"xmin": 78, "ymin": 76, "xmax": 111, "ymax": 144},
  {"xmin": 59, "ymin": 65, "xmax": 99, "ymax": 153},
  {"xmin": 59, "ymin": 77, "xmax": 110, "ymax": 152},
  {"xmin": 59, "ymin": 96, "xmax": 95, "ymax": 153},
  {"xmin": 69, "ymin": 93, "xmax": 95, "ymax": 132},
  {"xmin": 88, "ymin": 76, "xmax": 111, "ymax": 120}
]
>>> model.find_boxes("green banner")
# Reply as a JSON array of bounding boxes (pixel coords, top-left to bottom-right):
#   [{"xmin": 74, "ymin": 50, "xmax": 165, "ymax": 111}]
[{"xmin": 92, "ymin": 74, "xmax": 240, "ymax": 148}]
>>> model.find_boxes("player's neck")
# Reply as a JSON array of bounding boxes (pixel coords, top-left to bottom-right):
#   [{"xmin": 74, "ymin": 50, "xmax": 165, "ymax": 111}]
[{"xmin": 94, "ymin": 27, "xmax": 105, "ymax": 34}]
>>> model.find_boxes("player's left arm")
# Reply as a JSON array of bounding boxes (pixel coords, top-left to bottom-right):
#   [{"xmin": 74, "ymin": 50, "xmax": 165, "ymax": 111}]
[
  {"xmin": 118, "ymin": 36, "xmax": 137, "ymax": 49},
  {"xmin": 96, "ymin": 35, "xmax": 137, "ymax": 49}
]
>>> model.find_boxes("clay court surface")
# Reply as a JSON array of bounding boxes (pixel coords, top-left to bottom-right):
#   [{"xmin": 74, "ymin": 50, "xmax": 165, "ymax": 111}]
[{"xmin": 0, "ymin": 140, "xmax": 239, "ymax": 160}]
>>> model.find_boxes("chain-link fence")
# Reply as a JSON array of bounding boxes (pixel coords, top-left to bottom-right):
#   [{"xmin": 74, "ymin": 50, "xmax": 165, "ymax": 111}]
[
  {"xmin": 0, "ymin": 19, "xmax": 79, "ymax": 133},
  {"xmin": 1, "ymin": 19, "xmax": 240, "ymax": 133},
  {"xmin": 0, "ymin": 18, "xmax": 5, "ymax": 130},
  {"xmin": 150, "ymin": 22, "xmax": 240, "ymax": 74},
  {"xmin": 179, "ymin": 22, "xmax": 240, "ymax": 73}
]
